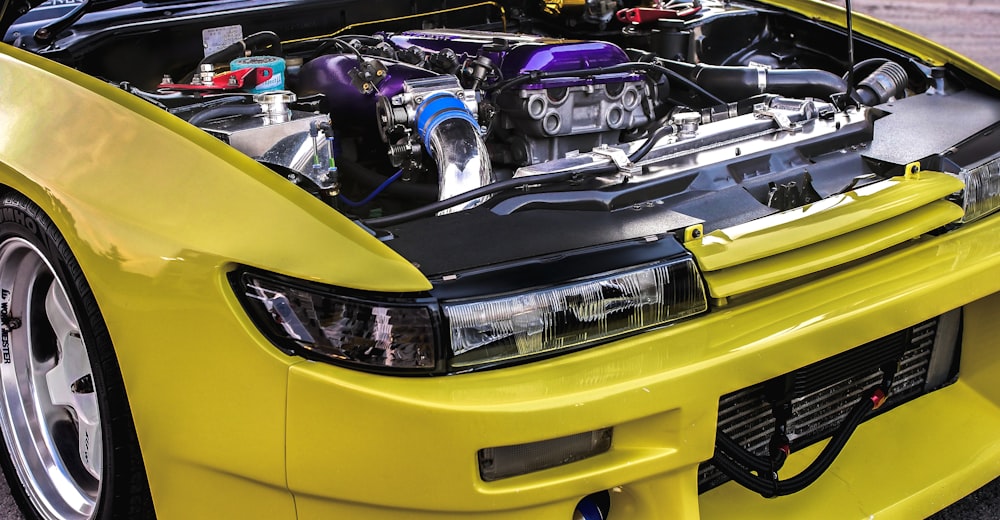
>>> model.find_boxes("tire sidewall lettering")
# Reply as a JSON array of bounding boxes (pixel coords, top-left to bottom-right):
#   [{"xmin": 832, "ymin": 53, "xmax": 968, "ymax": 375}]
[
  {"xmin": 0, "ymin": 289, "xmax": 10, "ymax": 365},
  {"xmin": 0, "ymin": 205, "xmax": 54, "ymax": 256},
  {"xmin": 0, "ymin": 204, "xmax": 57, "ymax": 368}
]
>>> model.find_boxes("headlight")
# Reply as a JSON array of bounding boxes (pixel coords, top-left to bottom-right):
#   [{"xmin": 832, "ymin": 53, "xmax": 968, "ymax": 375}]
[
  {"xmin": 957, "ymin": 156, "xmax": 1000, "ymax": 223},
  {"xmin": 444, "ymin": 257, "xmax": 707, "ymax": 368},
  {"xmin": 232, "ymin": 253, "xmax": 707, "ymax": 374},
  {"xmin": 234, "ymin": 271, "xmax": 440, "ymax": 372}
]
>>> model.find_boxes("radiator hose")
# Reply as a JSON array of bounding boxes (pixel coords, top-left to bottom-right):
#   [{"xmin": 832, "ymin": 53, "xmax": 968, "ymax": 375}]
[
  {"xmin": 186, "ymin": 103, "xmax": 264, "ymax": 127},
  {"xmin": 690, "ymin": 64, "xmax": 848, "ymax": 102},
  {"xmin": 661, "ymin": 60, "xmax": 907, "ymax": 106}
]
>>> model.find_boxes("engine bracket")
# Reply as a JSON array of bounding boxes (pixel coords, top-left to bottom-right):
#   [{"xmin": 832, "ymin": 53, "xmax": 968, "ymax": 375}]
[{"xmin": 591, "ymin": 144, "xmax": 640, "ymax": 175}]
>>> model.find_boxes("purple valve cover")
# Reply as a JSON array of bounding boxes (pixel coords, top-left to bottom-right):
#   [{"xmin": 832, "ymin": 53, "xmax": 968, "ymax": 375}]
[
  {"xmin": 389, "ymin": 29, "xmax": 629, "ymax": 84},
  {"xmin": 297, "ymin": 29, "xmax": 634, "ymax": 131},
  {"xmin": 387, "ymin": 29, "xmax": 631, "ymax": 78}
]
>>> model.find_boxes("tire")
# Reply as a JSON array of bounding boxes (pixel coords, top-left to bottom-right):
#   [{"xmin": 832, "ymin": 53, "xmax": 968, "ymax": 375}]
[{"xmin": 0, "ymin": 194, "xmax": 154, "ymax": 520}]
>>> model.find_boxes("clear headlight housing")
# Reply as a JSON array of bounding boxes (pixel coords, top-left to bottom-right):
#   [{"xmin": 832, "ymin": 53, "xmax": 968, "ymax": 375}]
[
  {"xmin": 444, "ymin": 257, "xmax": 707, "ymax": 368},
  {"xmin": 232, "ymin": 254, "xmax": 707, "ymax": 374},
  {"xmin": 235, "ymin": 271, "xmax": 439, "ymax": 372},
  {"xmin": 957, "ymin": 156, "xmax": 1000, "ymax": 223}
]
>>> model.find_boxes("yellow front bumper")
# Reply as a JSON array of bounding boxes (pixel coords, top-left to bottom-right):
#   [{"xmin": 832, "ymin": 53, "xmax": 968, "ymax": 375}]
[{"xmin": 281, "ymin": 215, "xmax": 1000, "ymax": 519}]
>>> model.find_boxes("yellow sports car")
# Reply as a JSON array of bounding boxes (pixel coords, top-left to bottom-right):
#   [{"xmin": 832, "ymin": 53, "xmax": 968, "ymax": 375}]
[{"xmin": 0, "ymin": 0, "xmax": 997, "ymax": 518}]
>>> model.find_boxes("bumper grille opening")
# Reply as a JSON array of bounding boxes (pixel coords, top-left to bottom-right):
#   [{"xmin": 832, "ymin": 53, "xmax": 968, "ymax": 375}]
[{"xmin": 699, "ymin": 311, "xmax": 962, "ymax": 493}]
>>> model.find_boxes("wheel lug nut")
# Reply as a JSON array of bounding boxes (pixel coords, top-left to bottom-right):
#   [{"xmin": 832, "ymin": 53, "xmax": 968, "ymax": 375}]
[{"xmin": 71, "ymin": 375, "xmax": 95, "ymax": 394}]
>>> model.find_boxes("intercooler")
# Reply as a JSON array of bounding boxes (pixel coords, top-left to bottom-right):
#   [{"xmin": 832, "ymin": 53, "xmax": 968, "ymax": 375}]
[{"xmin": 699, "ymin": 310, "xmax": 962, "ymax": 493}]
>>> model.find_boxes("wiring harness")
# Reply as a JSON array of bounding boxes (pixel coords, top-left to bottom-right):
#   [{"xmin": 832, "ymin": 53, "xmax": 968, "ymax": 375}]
[{"xmin": 711, "ymin": 361, "xmax": 898, "ymax": 497}]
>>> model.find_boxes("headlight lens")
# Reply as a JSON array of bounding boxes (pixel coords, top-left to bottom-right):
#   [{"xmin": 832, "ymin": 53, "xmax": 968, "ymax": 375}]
[
  {"xmin": 233, "ymin": 254, "xmax": 707, "ymax": 374},
  {"xmin": 236, "ymin": 271, "xmax": 439, "ymax": 371},
  {"xmin": 958, "ymin": 156, "xmax": 1000, "ymax": 223},
  {"xmin": 444, "ymin": 257, "xmax": 707, "ymax": 368}
]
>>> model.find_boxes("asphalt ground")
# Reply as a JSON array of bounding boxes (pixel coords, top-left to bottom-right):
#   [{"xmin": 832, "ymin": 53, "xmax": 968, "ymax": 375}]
[{"xmin": 0, "ymin": 1, "xmax": 998, "ymax": 519}]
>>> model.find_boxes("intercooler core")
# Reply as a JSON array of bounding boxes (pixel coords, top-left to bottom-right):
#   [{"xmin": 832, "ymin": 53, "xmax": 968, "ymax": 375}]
[{"xmin": 699, "ymin": 310, "xmax": 962, "ymax": 493}]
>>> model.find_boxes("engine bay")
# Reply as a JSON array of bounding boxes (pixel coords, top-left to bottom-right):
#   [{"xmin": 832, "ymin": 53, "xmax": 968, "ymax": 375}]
[{"xmin": 6, "ymin": 0, "xmax": 1000, "ymax": 277}]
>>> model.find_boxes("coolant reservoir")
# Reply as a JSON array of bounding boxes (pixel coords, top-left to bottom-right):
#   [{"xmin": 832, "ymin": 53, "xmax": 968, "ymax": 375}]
[{"xmin": 231, "ymin": 56, "xmax": 286, "ymax": 93}]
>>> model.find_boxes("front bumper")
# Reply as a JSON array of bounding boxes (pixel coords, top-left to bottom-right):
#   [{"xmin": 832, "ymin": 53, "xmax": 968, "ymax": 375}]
[{"xmin": 283, "ymin": 215, "xmax": 1000, "ymax": 519}]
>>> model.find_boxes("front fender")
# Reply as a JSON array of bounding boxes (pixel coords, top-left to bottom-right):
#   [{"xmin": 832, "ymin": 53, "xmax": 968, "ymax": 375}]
[{"xmin": 0, "ymin": 43, "xmax": 429, "ymax": 519}]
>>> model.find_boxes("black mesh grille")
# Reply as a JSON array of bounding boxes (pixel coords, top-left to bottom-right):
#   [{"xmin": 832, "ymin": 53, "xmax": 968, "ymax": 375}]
[{"xmin": 699, "ymin": 317, "xmax": 945, "ymax": 493}]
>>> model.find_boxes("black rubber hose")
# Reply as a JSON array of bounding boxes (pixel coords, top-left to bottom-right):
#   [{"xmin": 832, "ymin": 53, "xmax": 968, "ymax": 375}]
[
  {"xmin": 200, "ymin": 31, "xmax": 283, "ymax": 66},
  {"xmin": 690, "ymin": 64, "xmax": 848, "ymax": 102},
  {"xmin": 769, "ymin": 395, "xmax": 871, "ymax": 494},
  {"xmin": 843, "ymin": 58, "xmax": 890, "ymax": 81},
  {"xmin": 712, "ymin": 448, "xmax": 780, "ymax": 496},
  {"xmin": 764, "ymin": 69, "xmax": 848, "ymax": 99},
  {"xmin": 187, "ymin": 104, "xmax": 263, "ymax": 127},
  {"xmin": 628, "ymin": 124, "xmax": 677, "ymax": 162},
  {"xmin": 712, "ymin": 386, "xmax": 881, "ymax": 498},
  {"xmin": 182, "ymin": 31, "xmax": 284, "ymax": 83},
  {"xmin": 199, "ymin": 41, "xmax": 245, "ymax": 69},
  {"xmin": 714, "ymin": 429, "xmax": 784, "ymax": 474},
  {"xmin": 852, "ymin": 61, "xmax": 908, "ymax": 106}
]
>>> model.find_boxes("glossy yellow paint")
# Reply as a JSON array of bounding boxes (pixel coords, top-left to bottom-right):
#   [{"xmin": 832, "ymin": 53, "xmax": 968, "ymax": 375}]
[
  {"xmin": 0, "ymin": 43, "xmax": 430, "ymax": 518},
  {"xmin": 285, "ymin": 217, "xmax": 1000, "ymax": 517},
  {"xmin": 686, "ymin": 172, "xmax": 964, "ymax": 271},
  {"xmin": 701, "ymin": 199, "xmax": 963, "ymax": 297},
  {"xmin": 763, "ymin": 0, "xmax": 1000, "ymax": 90},
  {"xmin": 0, "ymin": 3, "xmax": 996, "ymax": 519},
  {"xmin": 0, "ymin": 44, "xmax": 430, "ymax": 293}
]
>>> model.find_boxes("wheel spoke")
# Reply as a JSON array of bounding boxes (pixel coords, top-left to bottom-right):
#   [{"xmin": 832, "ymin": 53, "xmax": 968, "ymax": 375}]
[
  {"xmin": 0, "ymin": 218, "xmax": 108, "ymax": 520},
  {"xmin": 42, "ymin": 282, "xmax": 102, "ymax": 479},
  {"xmin": 78, "ymin": 418, "xmax": 102, "ymax": 480},
  {"xmin": 43, "ymin": 279, "xmax": 80, "ymax": 355}
]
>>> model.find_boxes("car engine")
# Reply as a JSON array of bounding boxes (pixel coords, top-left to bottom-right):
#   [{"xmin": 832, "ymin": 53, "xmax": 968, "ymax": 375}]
[{"xmin": 6, "ymin": 0, "xmax": 998, "ymax": 276}]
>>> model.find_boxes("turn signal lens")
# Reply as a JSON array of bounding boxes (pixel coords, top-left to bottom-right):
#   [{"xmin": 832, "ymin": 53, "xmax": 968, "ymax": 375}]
[{"xmin": 478, "ymin": 428, "xmax": 613, "ymax": 481}]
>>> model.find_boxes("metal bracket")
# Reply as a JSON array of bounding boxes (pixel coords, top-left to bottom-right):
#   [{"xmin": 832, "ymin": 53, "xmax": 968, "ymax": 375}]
[
  {"xmin": 754, "ymin": 104, "xmax": 797, "ymax": 133},
  {"xmin": 683, "ymin": 224, "xmax": 704, "ymax": 243},
  {"xmin": 591, "ymin": 144, "xmax": 640, "ymax": 175}
]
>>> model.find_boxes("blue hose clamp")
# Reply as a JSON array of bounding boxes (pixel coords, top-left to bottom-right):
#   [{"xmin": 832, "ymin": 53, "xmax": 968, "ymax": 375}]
[{"xmin": 413, "ymin": 92, "xmax": 480, "ymax": 155}]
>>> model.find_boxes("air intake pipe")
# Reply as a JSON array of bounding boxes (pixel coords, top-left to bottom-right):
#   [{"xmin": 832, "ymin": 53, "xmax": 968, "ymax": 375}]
[
  {"xmin": 851, "ymin": 61, "xmax": 908, "ymax": 106},
  {"xmin": 413, "ymin": 92, "xmax": 495, "ymax": 214},
  {"xmin": 663, "ymin": 59, "xmax": 907, "ymax": 107},
  {"xmin": 689, "ymin": 64, "xmax": 848, "ymax": 102},
  {"xmin": 376, "ymin": 76, "xmax": 495, "ymax": 214}
]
